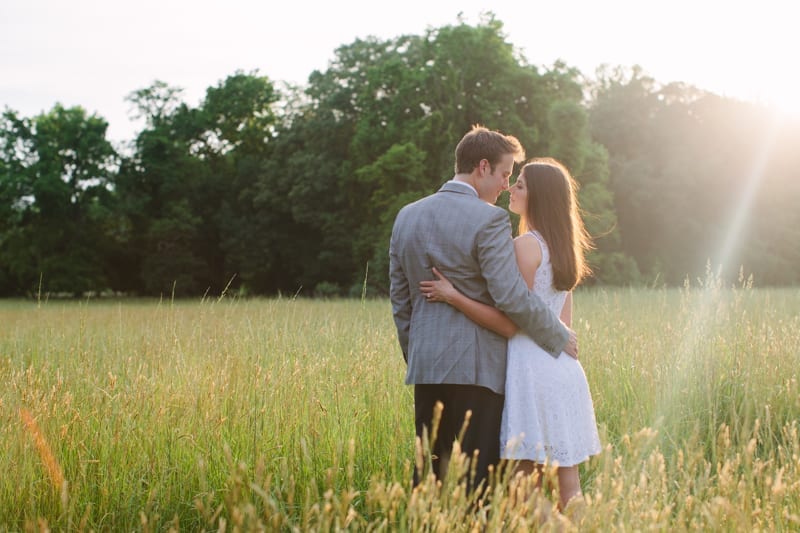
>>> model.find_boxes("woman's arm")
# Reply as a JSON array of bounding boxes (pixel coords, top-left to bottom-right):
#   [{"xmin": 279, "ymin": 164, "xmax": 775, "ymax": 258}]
[
  {"xmin": 420, "ymin": 235, "xmax": 545, "ymax": 339},
  {"xmin": 560, "ymin": 291, "xmax": 573, "ymax": 328},
  {"xmin": 420, "ymin": 267, "xmax": 519, "ymax": 338},
  {"xmin": 513, "ymin": 233, "xmax": 540, "ymax": 290}
]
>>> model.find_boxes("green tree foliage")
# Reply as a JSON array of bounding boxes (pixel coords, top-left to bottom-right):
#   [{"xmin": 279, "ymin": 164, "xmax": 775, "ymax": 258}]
[
  {"xmin": 545, "ymin": 100, "xmax": 637, "ymax": 284},
  {"xmin": 117, "ymin": 73, "xmax": 279, "ymax": 296},
  {"xmin": 0, "ymin": 105, "xmax": 117, "ymax": 295},
  {"xmin": 589, "ymin": 67, "xmax": 800, "ymax": 285},
  {"xmin": 115, "ymin": 82, "xmax": 210, "ymax": 295},
  {"xmin": 3, "ymin": 17, "xmax": 798, "ymax": 295},
  {"xmin": 287, "ymin": 14, "xmax": 618, "ymax": 293}
]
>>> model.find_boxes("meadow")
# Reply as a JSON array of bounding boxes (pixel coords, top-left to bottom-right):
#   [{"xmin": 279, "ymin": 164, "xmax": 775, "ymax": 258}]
[{"xmin": 1, "ymin": 279, "xmax": 799, "ymax": 531}]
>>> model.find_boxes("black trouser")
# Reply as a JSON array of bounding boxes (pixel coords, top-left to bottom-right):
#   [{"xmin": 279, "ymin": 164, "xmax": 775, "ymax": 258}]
[{"xmin": 414, "ymin": 383, "xmax": 504, "ymax": 494}]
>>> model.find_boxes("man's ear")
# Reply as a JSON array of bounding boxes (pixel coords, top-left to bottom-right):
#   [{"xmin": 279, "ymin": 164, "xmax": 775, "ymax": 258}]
[{"xmin": 478, "ymin": 159, "xmax": 489, "ymax": 176}]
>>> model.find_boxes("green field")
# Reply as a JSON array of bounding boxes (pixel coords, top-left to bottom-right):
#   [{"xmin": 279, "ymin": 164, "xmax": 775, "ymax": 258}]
[{"xmin": 2, "ymin": 284, "xmax": 799, "ymax": 530}]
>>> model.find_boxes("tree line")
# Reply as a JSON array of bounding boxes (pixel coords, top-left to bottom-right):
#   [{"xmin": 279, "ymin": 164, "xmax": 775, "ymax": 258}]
[{"xmin": 2, "ymin": 16, "xmax": 799, "ymax": 297}]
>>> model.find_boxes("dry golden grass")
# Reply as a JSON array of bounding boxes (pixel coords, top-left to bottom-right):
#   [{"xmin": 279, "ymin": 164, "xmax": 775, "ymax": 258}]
[{"xmin": 1, "ymin": 283, "xmax": 798, "ymax": 530}]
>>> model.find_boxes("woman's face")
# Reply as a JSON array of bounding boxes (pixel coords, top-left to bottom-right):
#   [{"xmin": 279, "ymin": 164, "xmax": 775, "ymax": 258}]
[{"xmin": 508, "ymin": 173, "xmax": 528, "ymax": 216}]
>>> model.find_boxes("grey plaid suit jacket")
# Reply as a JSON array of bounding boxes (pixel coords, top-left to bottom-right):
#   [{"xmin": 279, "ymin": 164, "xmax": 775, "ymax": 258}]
[{"xmin": 389, "ymin": 181, "xmax": 569, "ymax": 395}]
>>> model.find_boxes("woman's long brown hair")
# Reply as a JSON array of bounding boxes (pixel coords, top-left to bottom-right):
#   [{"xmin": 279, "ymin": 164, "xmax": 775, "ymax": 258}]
[{"xmin": 519, "ymin": 158, "xmax": 593, "ymax": 291}]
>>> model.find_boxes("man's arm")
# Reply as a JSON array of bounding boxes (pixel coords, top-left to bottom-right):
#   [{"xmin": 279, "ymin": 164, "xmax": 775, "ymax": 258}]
[
  {"xmin": 389, "ymin": 224, "xmax": 411, "ymax": 362},
  {"xmin": 475, "ymin": 209, "xmax": 570, "ymax": 357}
]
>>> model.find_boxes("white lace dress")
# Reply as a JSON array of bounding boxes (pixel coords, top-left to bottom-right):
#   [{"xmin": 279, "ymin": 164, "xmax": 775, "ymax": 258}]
[{"xmin": 500, "ymin": 231, "xmax": 601, "ymax": 466}]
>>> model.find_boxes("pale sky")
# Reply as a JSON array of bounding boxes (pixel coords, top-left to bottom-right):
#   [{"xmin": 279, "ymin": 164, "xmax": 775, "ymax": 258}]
[{"xmin": 2, "ymin": 0, "xmax": 797, "ymax": 144}]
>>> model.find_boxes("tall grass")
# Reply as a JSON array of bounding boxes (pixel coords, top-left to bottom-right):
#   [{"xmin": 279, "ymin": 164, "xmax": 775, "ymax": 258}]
[{"xmin": 1, "ymin": 283, "xmax": 799, "ymax": 530}]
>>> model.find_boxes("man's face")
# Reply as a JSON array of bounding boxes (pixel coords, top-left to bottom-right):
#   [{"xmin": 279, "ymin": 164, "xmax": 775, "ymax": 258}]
[{"xmin": 477, "ymin": 153, "xmax": 515, "ymax": 203}]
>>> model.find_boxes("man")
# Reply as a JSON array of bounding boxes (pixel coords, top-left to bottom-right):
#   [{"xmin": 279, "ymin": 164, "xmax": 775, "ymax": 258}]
[{"xmin": 389, "ymin": 125, "xmax": 578, "ymax": 494}]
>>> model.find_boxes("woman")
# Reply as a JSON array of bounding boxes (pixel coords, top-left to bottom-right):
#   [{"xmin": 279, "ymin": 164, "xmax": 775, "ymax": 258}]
[{"xmin": 420, "ymin": 157, "xmax": 601, "ymax": 509}]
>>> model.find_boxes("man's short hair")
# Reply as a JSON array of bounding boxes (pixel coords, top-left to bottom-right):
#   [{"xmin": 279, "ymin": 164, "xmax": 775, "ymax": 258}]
[{"xmin": 454, "ymin": 125, "xmax": 525, "ymax": 174}]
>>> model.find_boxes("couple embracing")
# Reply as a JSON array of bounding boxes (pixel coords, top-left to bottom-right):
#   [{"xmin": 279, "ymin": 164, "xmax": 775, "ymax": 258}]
[{"xmin": 389, "ymin": 125, "xmax": 601, "ymax": 509}]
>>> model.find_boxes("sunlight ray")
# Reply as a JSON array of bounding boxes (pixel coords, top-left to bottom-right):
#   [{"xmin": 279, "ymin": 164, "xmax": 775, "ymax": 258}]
[
  {"xmin": 652, "ymin": 113, "xmax": 784, "ymax": 438},
  {"xmin": 714, "ymin": 112, "xmax": 784, "ymax": 277}
]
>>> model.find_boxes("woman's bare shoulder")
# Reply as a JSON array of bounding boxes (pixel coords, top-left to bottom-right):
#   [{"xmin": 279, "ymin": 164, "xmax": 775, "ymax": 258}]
[{"xmin": 513, "ymin": 232, "xmax": 542, "ymax": 266}]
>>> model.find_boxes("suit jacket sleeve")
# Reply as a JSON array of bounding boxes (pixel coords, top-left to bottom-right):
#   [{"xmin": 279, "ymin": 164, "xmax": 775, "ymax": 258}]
[
  {"xmin": 389, "ymin": 224, "xmax": 411, "ymax": 362},
  {"xmin": 476, "ymin": 208, "xmax": 569, "ymax": 357}
]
